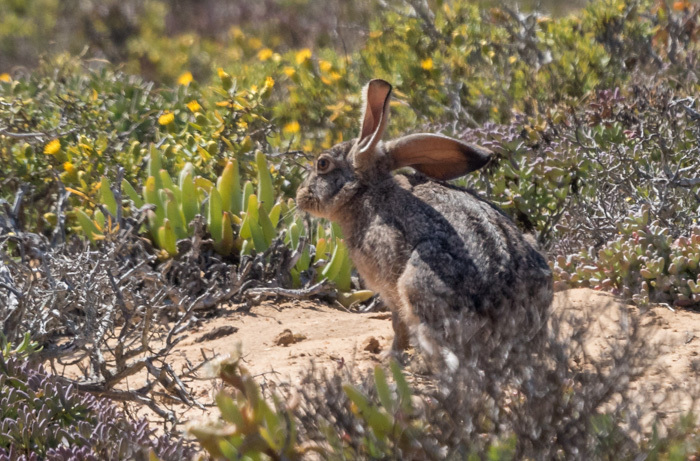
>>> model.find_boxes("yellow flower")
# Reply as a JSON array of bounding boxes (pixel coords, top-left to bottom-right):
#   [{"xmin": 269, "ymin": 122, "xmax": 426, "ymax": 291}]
[
  {"xmin": 218, "ymin": 67, "xmax": 233, "ymax": 90},
  {"xmin": 295, "ymin": 48, "xmax": 312, "ymax": 65},
  {"xmin": 283, "ymin": 121, "xmax": 300, "ymax": 134},
  {"xmin": 177, "ymin": 71, "xmax": 193, "ymax": 86},
  {"xmin": 261, "ymin": 76, "xmax": 275, "ymax": 97},
  {"xmin": 229, "ymin": 26, "xmax": 244, "ymax": 39},
  {"xmin": 330, "ymin": 71, "xmax": 342, "ymax": 81},
  {"xmin": 247, "ymin": 37, "xmax": 263, "ymax": 49},
  {"xmin": 283, "ymin": 66, "xmax": 296, "ymax": 77},
  {"xmin": 420, "ymin": 58, "xmax": 434, "ymax": 70},
  {"xmin": 258, "ymin": 48, "xmax": 273, "ymax": 61},
  {"xmin": 63, "ymin": 161, "xmax": 76, "ymax": 174},
  {"xmin": 369, "ymin": 30, "xmax": 383, "ymax": 39},
  {"xmin": 319, "ymin": 60, "xmax": 333, "ymax": 72},
  {"xmin": 187, "ymin": 100, "xmax": 202, "ymax": 112},
  {"xmin": 44, "ymin": 139, "xmax": 61, "ymax": 155},
  {"xmin": 0, "ymin": 73, "xmax": 11, "ymax": 82},
  {"xmin": 508, "ymin": 56, "xmax": 517, "ymax": 64},
  {"xmin": 158, "ymin": 112, "xmax": 175, "ymax": 125}
]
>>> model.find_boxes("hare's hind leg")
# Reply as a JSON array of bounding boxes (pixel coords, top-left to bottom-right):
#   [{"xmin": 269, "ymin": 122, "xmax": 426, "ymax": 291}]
[{"xmin": 396, "ymin": 260, "xmax": 460, "ymax": 372}]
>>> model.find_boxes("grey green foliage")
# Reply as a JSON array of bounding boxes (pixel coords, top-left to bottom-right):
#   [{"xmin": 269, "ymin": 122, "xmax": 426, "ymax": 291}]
[{"xmin": 0, "ymin": 353, "xmax": 194, "ymax": 460}]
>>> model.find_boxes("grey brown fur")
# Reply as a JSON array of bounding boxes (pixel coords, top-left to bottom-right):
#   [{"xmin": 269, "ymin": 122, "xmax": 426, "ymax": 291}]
[{"xmin": 296, "ymin": 79, "xmax": 552, "ymax": 369}]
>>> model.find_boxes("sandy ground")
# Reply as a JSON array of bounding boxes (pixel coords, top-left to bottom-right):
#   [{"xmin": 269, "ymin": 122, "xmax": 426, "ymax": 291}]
[{"xmin": 102, "ymin": 288, "xmax": 700, "ymax": 433}]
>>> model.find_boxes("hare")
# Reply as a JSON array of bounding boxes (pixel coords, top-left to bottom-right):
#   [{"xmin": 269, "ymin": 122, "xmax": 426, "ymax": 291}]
[{"xmin": 296, "ymin": 79, "xmax": 552, "ymax": 370}]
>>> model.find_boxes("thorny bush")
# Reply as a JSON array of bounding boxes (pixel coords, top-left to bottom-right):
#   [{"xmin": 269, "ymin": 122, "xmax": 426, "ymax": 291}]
[{"xmin": 0, "ymin": 190, "xmax": 317, "ymax": 423}]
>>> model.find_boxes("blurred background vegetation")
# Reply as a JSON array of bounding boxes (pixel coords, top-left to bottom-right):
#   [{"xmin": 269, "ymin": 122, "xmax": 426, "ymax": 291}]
[{"xmin": 0, "ymin": 0, "xmax": 590, "ymax": 74}]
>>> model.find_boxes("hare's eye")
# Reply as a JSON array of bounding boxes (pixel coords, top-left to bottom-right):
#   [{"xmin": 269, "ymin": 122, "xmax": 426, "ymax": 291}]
[{"xmin": 316, "ymin": 157, "xmax": 333, "ymax": 173}]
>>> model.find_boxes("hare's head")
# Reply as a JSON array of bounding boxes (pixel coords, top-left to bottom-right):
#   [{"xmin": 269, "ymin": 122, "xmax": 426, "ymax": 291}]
[{"xmin": 296, "ymin": 79, "xmax": 492, "ymax": 220}]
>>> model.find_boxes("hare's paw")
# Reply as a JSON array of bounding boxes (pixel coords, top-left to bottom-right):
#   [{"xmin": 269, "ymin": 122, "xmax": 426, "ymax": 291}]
[{"xmin": 380, "ymin": 346, "xmax": 408, "ymax": 366}]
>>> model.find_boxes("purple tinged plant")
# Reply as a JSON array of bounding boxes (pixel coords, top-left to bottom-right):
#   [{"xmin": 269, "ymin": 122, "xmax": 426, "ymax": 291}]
[{"xmin": 0, "ymin": 355, "xmax": 194, "ymax": 461}]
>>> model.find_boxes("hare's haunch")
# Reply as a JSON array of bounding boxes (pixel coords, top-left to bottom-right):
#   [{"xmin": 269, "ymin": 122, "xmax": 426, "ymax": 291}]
[{"xmin": 296, "ymin": 79, "xmax": 553, "ymax": 370}]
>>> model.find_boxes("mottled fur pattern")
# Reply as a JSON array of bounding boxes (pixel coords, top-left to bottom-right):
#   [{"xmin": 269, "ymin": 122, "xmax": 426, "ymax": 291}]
[{"xmin": 296, "ymin": 80, "xmax": 553, "ymax": 369}]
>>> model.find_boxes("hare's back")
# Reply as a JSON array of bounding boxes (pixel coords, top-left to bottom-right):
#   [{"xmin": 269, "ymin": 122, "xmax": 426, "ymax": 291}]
[{"xmin": 403, "ymin": 176, "xmax": 551, "ymax": 314}]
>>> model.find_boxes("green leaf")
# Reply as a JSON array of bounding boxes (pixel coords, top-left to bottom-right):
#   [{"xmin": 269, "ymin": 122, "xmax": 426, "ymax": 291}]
[
  {"xmin": 390, "ymin": 360, "xmax": 413, "ymax": 414},
  {"xmin": 148, "ymin": 146, "xmax": 163, "ymax": 189},
  {"xmin": 343, "ymin": 384, "xmax": 372, "ymax": 416},
  {"xmin": 374, "ymin": 366, "xmax": 395, "ymax": 414},
  {"xmin": 208, "ymin": 187, "xmax": 224, "ymax": 244},
  {"xmin": 314, "ymin": 238, "xmax": 327, "ymax": 262},
  {"xmin": 218, "ymin": 439, "xmax": 239, "ymax": 460},
  {"xmin": 216, "ymin": 393, "xmax": 244, "ymax": 427},
  {"xmin": 268, "ymin": 201, "xmax": 282, "ymax": 228},
  {"xmin": 256, "ymin": 151, "xmax": 274, "ymax": 213},
  {"xmin": 178, "ymin": 162, "xmax": 195, "ymax": 189},
  {"xmin": 249, "ymin": 213, "xmax": 268, "ymax": 253},
  {"xmin": 143, "ymin": 176, "xmax": 164, "ymax": 226},
  {"xmin": 121, "ymin": 179, "xmax": 144, "ymax": 209},
  {"xmin": 343, "ymin": 385, "xmax": 393, "ymax": 439},
  {"xmin": 159, "ymin": 169, "xmax": 180, "ymax": 204},
  {"xmin": 158, "ymin": 219, "xmax": 178, "ymax": 256},
  {"xmin": 180, "ymin": 171, "xmax": 198, "ymax": 232},
  {"xmin": 258, "ymin": 202, "xmax": 276, "ymax": 245},
  {"xmin": 75, "ymin": 209, "xmax": 102, "ymax": 243},
  {"xmin": 321, "ymin": 239, "xmax": 351, "ymax": 291},
  {"xmin": 147, "ymin": 210, "xmax": 161, "ymax": 247},
  {"xmin": 164, "ymin": 190, "xmax": 187, "ymax": 240},
  {"xmin": 218, "ymin": 160, "xmax": 241, "ymax": 215},
  {"xmin": 242, "ymin": 181, "xmax": 254, "ymax": 214},
  {"xmin": 213, "ymin": 211, "xmax": 235, "ymax": 255},
  {"xmin": 99, "ymin": 176, "xmax": 118, "ymax": 217},
  {"xmin": 295, "ymin": 246, "xmax": 311, "ymax": 272},
  {"xmin": 94, "ymin": 209, "xmax": 105, "ymax": 230}
]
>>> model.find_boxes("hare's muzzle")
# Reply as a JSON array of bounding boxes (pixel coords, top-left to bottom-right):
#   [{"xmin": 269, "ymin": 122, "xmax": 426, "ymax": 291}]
[{"xmin": 295, "ymin": 181, "xmax": 318, "ymax": 215}]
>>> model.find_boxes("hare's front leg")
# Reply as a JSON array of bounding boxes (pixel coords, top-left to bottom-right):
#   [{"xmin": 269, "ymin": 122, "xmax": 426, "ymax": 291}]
[
  {"xmin": 377, "ymin": 293, "xmax": 411, "ymax": 361},
  {"xmin": 390, "ymin": 310, "xmax": 410, "ymax": 353}
]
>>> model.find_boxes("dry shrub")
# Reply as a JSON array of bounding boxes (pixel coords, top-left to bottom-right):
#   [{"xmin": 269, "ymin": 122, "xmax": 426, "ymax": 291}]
[
  {"xmin": 0, "ymin": 202, "xmax": 301, "ymax": 424},
  {"xmin": 288, "ymin": 295, "xmax": 696, "ymax": 459}
]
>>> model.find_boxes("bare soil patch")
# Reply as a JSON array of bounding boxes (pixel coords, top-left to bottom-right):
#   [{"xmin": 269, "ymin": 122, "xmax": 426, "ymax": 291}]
[{"xmin": 63, "ymin": 289, "xmax": 700, "ymax": 432}]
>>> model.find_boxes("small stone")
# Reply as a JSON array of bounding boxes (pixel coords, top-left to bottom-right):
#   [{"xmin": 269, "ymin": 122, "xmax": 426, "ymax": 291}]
[
  {"xmin": 363, "ymin": 336, "xmax": 382, "ymax": 354},
  {"xmin": 274, "ymin": 329, "xmax": 306, "ymax": 346}
]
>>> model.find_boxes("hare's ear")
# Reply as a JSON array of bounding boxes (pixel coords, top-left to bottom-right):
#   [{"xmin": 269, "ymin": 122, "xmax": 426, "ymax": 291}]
[
  {"xmin": 385, "ymin": 133, "xmax": 491, "ymax": 180},
  {"xmin": 354, "ymin": 79, "xmax": 392, "ymax": 169}
]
